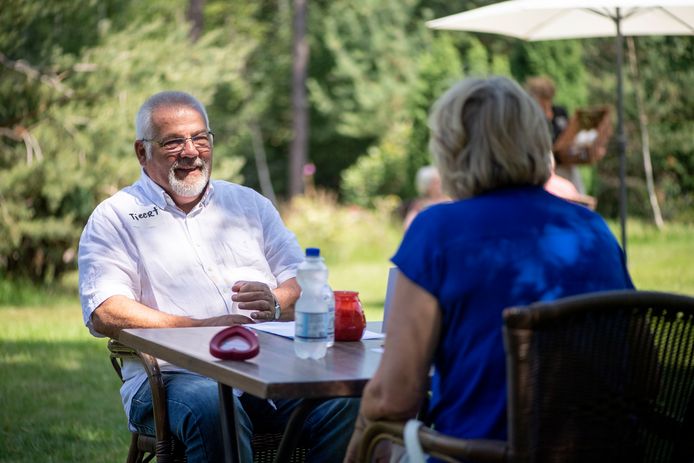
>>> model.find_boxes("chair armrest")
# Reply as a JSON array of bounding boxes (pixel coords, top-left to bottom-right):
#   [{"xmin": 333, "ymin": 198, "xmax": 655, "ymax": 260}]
[
  {"xmin": 108, "ymin": 339, "xmax": 138, "ymax": 382},
  {"xmin": 359, "ymin": 420, "xmax": 508, "ymax": 463}
]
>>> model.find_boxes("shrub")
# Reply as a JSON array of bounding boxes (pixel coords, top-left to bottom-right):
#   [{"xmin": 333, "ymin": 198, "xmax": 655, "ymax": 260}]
[{"xmin": 281, "ymin": 190, "xmax": 402, "ymax": 264}]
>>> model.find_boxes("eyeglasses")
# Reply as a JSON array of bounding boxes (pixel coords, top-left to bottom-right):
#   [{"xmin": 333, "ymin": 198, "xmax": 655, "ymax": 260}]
[{"xmin": 142, "ymin": 131, "xmax": 214, "ymax": 153}]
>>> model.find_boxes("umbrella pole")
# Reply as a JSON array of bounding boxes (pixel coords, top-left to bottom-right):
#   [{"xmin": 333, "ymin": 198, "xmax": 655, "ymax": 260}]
[{"xmin": 615, "ymin": 8, "xmax": 628, "ymax": 260}]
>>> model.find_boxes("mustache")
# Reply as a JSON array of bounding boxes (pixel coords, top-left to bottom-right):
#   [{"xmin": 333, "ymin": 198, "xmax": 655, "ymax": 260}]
[{"xmin": 172, "ymin": 158, "xmax": 205, "ymax": 169}]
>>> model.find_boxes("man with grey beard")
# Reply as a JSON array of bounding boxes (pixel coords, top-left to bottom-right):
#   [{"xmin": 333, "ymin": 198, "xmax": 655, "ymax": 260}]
[{"xmin": 77, "ymin": 91, "xmax": 358, "ymax": 462}]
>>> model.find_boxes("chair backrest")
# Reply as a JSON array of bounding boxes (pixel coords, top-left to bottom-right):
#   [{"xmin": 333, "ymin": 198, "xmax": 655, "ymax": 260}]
[{"xmin": 503, "ymin": 290, "xmax": 694, "ymax": 463}]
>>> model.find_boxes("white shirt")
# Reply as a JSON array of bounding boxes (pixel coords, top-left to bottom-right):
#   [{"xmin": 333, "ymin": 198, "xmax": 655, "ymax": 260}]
[{"xmin": 78, "ymin": 170, "xmax": 303, "ymax": 422}]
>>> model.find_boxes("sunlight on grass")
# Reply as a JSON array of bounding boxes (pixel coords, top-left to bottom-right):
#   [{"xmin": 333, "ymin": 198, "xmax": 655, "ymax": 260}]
[
  {"xmin": 0, "ymin": 303, "xmax": 126, "ymax": 463},
  {"xmin": 610, "ymin": 221, "xmax": 694, "ymax": 294}
]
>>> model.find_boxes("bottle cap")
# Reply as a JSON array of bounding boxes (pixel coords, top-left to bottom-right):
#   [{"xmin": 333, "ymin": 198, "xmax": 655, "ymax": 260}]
[{"xmin": 305, "ymin": 247, "xmax": 320, "ymax": 257}]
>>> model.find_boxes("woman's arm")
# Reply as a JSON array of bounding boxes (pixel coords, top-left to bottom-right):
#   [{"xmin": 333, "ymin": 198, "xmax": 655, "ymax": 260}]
[{"xmin": 344, "ymin": 269, "xmax": 441, "ymax": 462}]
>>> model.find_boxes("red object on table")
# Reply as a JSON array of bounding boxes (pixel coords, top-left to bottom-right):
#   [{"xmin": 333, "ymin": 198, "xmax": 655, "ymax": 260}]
[
  {"xmin": 209, "ymin": 325, "xmax": 260, "ymax": 360},
  {"xmin": 334, "ymin": 291, "xmax": 366, "ymax": 342}
]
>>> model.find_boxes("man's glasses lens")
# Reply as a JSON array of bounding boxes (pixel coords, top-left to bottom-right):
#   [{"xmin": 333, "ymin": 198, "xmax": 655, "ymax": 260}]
[{"xmin": 159, "ymin": 132, "xmax": 213, "ymax": 152}]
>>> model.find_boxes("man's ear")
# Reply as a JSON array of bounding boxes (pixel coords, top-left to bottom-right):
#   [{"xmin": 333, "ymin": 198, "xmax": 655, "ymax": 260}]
[{"xmin": 134, "ymin": 141, "xmax": 147, "ymax": 166}]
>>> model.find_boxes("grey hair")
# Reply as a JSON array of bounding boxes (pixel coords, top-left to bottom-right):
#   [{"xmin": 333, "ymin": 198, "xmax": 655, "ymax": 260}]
[
  {"xmin": 415, "ymin": 165, "xmax": 440, "ymax": 196},
  {"xmin": 135, "ymin": 91, "xmax": 210, "ymax": 158},
  {"xmin": 428, "ymin": 76, "xmax": 552, "ymax": 200}
]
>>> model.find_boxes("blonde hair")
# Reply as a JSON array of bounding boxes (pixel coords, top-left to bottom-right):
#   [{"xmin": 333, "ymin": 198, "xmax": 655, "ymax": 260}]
[
  {"xmin": 524, "ymin": 76, "xmax": 556, "ymax": 101},
  {"xmin": 428, "ymin": 76, "xmax": 552, "ymax": 199}
]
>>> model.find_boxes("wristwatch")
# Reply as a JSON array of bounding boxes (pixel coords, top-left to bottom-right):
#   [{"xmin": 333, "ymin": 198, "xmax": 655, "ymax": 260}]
[{"xmin": 272, "ymin": 296, "xmax": 282, "ymax": 321}]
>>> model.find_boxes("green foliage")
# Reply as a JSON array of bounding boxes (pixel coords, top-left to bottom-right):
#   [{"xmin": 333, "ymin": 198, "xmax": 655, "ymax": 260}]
[
  {"xmin": 631, "ymin": 37, "xmax": 694, "ymax": 220},
  {"xmin": 281, "ymin": 190, "xmax": 402, "ymax": 265},
  {"xmin": 310, "ymin": 0, "xmax": 421, "ymax": 139},
  {"xmin": 404, "ymin": 33, "xmax": 465, "ymax": 197},
  {"xmin": 510, "ymin": 40, "xmax": 588, "ymax": 109},
  {"xmin": 204, "ymin": 0, "xmax": 298, "ymax": 194},
  {"xmin": 341, "ymin": 122, "xmax": 413, "ymax": 207},
  {"xmin": 306, "ymin": 0, "xmax": 425, "ymax": 188},
  {"xmin": 583, "ymin": 36, "xmax": 694, "ymax": 221},
  {"xmin": 1, "ymin": 0, "xmax": 692, "ymax": 284},
  {"xmin": 1, "ymin": 5, "xmax": 251, "ymax": 282}
]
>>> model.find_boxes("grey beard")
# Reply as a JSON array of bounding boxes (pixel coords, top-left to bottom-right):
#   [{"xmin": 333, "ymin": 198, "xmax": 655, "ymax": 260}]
[{"xmin": 168, "ymin": 159, "xmax": 210, "ymax": 197}]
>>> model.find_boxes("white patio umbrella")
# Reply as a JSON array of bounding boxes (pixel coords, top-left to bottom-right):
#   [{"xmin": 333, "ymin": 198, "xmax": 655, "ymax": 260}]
[{"xmin": 427, "ymin": 0, "xmax": 694, "ymax": 256}]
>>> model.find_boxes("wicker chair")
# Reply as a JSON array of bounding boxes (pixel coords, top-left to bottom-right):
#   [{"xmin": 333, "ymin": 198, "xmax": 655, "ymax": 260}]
[
  {"xmin": 108, "ymin": 339, "xmax": 186, "ymax": 463},
  {"xmin": 108, "ymin": 340, "xmax": 308, "ymax": 463},
  {"xmin": 359, "ymin": 290, "xmax": 694, "ymax": 463}
]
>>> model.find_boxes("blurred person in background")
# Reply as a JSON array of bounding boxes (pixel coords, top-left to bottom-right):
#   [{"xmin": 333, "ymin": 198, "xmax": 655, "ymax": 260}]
[
  {"xmin": 403, "ymin": 165, "xmax": 450, "ymax": 229},
  {"xmin": 344, "ymin": 76, "xmax": 633, "ymax": 462},
  {"xmin": 525, "ymin": 75, "xmax": 585, "ymax": 194}
]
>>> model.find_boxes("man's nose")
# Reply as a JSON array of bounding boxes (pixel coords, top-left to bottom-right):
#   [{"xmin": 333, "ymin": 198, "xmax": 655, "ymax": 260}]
[{"xmin": 180, "ymin": 138, "xmax": 200, "ymax": 157}]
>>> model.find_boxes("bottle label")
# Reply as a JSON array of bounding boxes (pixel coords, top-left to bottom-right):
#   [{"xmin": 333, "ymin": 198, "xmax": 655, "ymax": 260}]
[{"xmin": 295, "ymin": 312, "xmax": 328, "ymax": 342}]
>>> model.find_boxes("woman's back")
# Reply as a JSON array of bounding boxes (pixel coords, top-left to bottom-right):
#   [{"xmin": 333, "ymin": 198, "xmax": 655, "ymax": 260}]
[
  {"xmin": 344, "ymin": 77, "xmax": 633, "ymax": 463},
  {"xmin": 392, "ymin": 186, "xmax": 633, "ymax": 440}
]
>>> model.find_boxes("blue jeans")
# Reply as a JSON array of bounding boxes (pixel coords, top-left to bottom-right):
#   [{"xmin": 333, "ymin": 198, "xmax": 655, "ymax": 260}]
[{"xmin": 129, "ymin": 371, "xmax": 359, "ymax": 462}]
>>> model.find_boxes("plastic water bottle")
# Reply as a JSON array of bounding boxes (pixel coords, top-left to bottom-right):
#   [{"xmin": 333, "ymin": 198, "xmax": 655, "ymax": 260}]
[
  {"xmin": 294, "ymin": 247, "xmax": 329, "ymax": 359},
  {"xmin": 324, "ymin": 283, "xmax": 335, "ymax": 347}
]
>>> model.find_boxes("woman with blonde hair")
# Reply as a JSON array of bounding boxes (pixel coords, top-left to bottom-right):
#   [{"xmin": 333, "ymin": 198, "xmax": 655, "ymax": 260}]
[{"xmin": 344, "ymin": 76, "xmax": 632, "ymax": 462}]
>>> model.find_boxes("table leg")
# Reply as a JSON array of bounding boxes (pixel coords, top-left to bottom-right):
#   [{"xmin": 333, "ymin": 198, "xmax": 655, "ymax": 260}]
[
  {"xmin": 274, "ymin": 398, "xmax": 320, "ymax": 463},
  {"xmin": 218, "ymin": 383, "xmax": 241, "ymax": 463}
]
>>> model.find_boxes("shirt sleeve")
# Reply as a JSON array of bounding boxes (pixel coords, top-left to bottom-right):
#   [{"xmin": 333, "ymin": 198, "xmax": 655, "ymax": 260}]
[
  {"xmin": 256, "ymin": 194, "xmax": 303, "ymax": 284},
  {"xmin": 78, "ymin": 204, "xmax": 140, "ymax": 336},
  {"xmin": 391, "ymin": 208, "xmax": 443, "ymax": 299}
]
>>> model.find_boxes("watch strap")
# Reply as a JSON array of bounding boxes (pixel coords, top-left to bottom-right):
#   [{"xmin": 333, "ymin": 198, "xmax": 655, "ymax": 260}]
[{"xmin": 272, "ymin": 295, "xmax": 281, "ymax": 321}]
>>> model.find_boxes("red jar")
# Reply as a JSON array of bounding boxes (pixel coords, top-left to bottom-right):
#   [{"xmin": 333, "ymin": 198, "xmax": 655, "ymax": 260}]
[{"xmin": 334, "ymin": 291, "xmax": 366, "ymax": 342}]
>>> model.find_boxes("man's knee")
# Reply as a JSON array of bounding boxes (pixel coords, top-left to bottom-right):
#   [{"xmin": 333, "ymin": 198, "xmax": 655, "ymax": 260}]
[
  {"xmin": 309, "ymin": 397, "xmax": 360, "ymax": 430},
  {"xmin": 166, "ymin": 377, "xmax": 221, "ymax": 435}
]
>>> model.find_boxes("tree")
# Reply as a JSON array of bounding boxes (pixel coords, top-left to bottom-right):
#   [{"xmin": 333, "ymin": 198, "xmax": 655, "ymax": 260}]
[
  {"xmin": 510, "ymin": 40, "xmax": 587, "ymax": 110},
  {"xmin": 0, "ymin": 2, "xmax": 252, "ymax": 281},
  {"xmin": 308, "ymin": 0, "xmax": 424, "ymax": 191},
  {"xmin": 289, "ymin": 0, "xmax": 309, "ymax": 197}
]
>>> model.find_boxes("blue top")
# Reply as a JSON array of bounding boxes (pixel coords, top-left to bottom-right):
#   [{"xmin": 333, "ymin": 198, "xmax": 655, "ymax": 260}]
[{"xmin": 392, "ymin": 186, "xmax": 633, "ymax": 441}]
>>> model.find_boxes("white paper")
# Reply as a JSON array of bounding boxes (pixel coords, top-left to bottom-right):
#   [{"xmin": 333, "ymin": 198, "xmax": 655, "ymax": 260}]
[
  {"xmin": 247, "ymin": 321, "xmax": 295, "ymax": 338},
  {"xmin": 247, "ymin": 321, "xmax": 385, "ymax": 340}
]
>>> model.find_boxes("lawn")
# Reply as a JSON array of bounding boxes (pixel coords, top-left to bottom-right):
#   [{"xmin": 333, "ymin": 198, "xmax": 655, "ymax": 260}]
[{"xmin": 1, "ymin": 220, "xmax": 692, "ymax": 462}]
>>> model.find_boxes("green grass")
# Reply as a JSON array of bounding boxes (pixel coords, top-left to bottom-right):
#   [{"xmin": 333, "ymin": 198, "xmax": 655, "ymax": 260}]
[
  {"xmin": 1, "ymin": 219, "xmax": 692, "ymax": 462},
  {"xmin": 619, "ymin": 221, "xmax": 694, "ymax": 294},
  {"xmin": 0, "ymin": 304, "xmax": 128, "ymax": 462}
]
